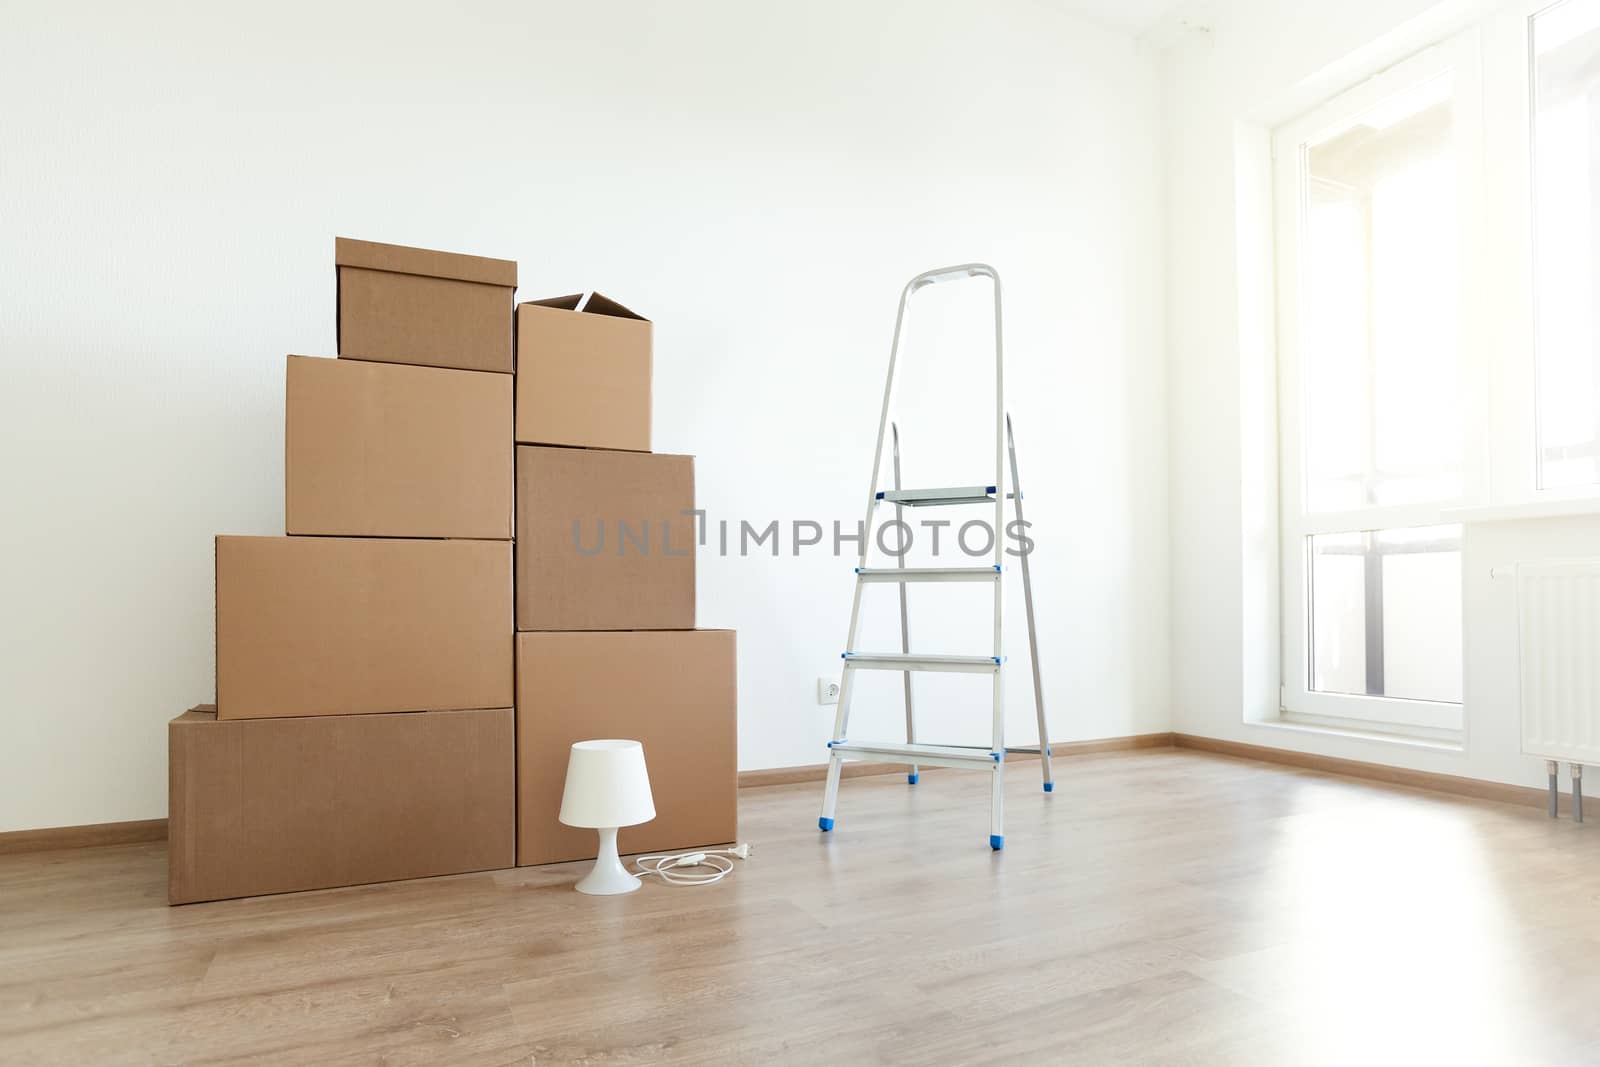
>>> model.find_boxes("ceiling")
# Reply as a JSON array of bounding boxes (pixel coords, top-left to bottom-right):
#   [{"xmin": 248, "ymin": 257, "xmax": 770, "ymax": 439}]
[{"xmin": 1061, "ymin": 0, "xmax": 1193, "ymax": 39}]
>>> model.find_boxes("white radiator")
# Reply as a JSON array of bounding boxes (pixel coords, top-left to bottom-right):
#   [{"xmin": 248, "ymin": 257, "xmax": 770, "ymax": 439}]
[{"xmin": 1516, "ymin": 560, "xmax": 1600, "ymax": 766}]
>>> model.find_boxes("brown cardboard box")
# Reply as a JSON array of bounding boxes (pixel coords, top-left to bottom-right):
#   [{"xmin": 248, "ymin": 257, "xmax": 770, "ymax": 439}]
[
  {"xmin": 285, "ymin": 355, "xmax": 513, "ymax": 539},
  {"xmin": 515, "ymin": 295, "xmax": 651, "ymax": 451},
  {"xmin": 169, "ymin": 705, "xmax": 514, "ymax": 904},
  {"xmin": 515, "ymin": 446, "xmax": 695, "ymax": 631},
  {"xmin": 336, "ymin": 237, "xmax": 516, "ymax": 374},
  {"xmin": 216, "ymin": 536, "xmax": 513, "ymax": 719},
  {"xmin": 515, "ymin": 630, "xmax": 736, "ymax": 866}
]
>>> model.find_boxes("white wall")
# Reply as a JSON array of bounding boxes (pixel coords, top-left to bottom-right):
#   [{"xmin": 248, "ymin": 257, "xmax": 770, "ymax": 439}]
[
  {"xmin": 1162, "ymin": 0, "xmax": 1600, "ymax": 790},
  {"xmin": 0, "ymin": 0, "xmax": 1168, "ymax": 832}
]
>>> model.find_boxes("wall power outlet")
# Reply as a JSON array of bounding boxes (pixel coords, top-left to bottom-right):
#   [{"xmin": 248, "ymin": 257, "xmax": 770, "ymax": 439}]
[{"xmin": 817, "ymin": 677, "xmax": 840, "ymax": 705}]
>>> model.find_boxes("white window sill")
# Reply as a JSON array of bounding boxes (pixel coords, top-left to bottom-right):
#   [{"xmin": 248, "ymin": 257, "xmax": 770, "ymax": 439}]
[
  {"xmin": 1252, "ymin": 714, "xmax": 1465, "ymax": 753},
  {"xmin": 1442, "ymin": 497, "xmax": 1600, "ymax": 524}
]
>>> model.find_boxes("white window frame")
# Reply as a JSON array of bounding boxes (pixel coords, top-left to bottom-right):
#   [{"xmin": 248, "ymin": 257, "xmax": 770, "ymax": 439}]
[
  {"xmin": 1481, "ymin": 0, "xmax": 1600, "ymax": 504},
  {"xmin": 1273, "ymin": 31, "xmax": 1487, "ymax": 733}
]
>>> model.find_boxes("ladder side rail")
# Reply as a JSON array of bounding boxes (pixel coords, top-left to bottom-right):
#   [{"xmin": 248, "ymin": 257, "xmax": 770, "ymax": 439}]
[
  {"xmin": 837, "ymin": 280, "xmax": 919, "ymax": 724},
  {"xmin": 892, "ymin": 424, "xmax": 918, "ymax": 784},
  {"xmin": 856, "ymin": 276, "xmax": 920, "ymax": 571},
  {"xmin": 988, "ymin": 270, "xmax": 1007, "ymax": 850},
  {"xmin": 1007, "ymin": 414, "xmax": 1053, "ymax": 791},
  {"xmin": 822, "ymin": 275, "xmax": 918, "ymax": 833}
]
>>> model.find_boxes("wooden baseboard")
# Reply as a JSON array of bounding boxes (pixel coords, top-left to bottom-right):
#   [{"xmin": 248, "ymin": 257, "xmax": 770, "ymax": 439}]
[
  {"xmin": 738, "ymin": 732, "xmax": 1177, "ymax": 788},
  {"xmin": 0, "ymin": 818, "xmax": 168, "ymax": 856},
  {"xmin": 1171, "ymin": 733, "xmax": 1556, "ymax": 811},
  {"xmin": 2, "ymin": 739, "xmax": 1172, "ymax": 854},
  {"xmin": 1038, "ymin": 731, "xmax": 1177, "ymax": 756}
]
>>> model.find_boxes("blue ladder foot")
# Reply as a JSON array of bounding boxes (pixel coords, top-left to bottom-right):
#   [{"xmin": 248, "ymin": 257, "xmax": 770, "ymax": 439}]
[
  {"xmin": 818, "ymin": 817, "xmax": 835, "ymax": 832},
  {"xmin": 1043, "ymin": 781, "xmax": 1054, "ymax": 793},
  {"xmin": 907, "ymin": 773, "xmax": 919, "ymax": 785},
  {"xmin": 989, "ymin": 834, "xmax": 1004, "ymax": 851}
]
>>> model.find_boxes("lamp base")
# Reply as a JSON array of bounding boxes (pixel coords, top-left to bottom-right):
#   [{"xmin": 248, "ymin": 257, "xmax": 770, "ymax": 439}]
[{"xmin": 574, "ymin": 827, "xmax": 641, "ymax": 895}]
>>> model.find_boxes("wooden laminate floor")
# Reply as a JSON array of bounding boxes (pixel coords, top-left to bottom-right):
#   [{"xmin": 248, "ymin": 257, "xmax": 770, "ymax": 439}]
[{"xmin": 4, "ymin": 748, "xmax": 1599, "ymax": 1066}]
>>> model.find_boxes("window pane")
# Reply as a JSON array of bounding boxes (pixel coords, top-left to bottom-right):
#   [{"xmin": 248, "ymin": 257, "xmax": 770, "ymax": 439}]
[
  {"xmin": 1299, "ymin": 75, "xmax": 1464, "ymax": 511},
  {"xmin": 1533, "ymin": 0, "xmax": 1600, "ymax": 489},
  {"xmin": 1309, "ymin": 525, "xmax": 1463, "ymax": 704}
]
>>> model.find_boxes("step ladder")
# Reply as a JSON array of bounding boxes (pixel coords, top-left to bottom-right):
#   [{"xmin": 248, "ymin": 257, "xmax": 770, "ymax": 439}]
[{"xmin": 818, "ymin": 264, "xmax": 1051, "ymax": 850}]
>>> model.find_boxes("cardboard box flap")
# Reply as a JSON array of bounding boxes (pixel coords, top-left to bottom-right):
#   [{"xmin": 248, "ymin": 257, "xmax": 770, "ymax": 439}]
[
  {"xmin": 523, "ymin": 293, "xmax": 584, "ymax": 311},
  {"xmin": 335, "ymin": 237, "xmax": 516, "ymax": 288},
  {"xmin": 520, "ymin": 291, "xmax": 648, "ymax": 322}
]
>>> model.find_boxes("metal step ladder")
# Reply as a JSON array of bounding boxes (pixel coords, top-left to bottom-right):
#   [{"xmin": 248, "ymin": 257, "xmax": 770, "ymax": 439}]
[{"xmin": 818, "ymin": 264, "xmax": 1051, "ymax": 850}]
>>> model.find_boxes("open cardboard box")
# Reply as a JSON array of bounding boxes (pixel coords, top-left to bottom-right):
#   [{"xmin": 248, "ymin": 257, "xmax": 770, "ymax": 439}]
[{"xmin": 515, "ymin": 293, "xmax": 651, "ymax": 451}]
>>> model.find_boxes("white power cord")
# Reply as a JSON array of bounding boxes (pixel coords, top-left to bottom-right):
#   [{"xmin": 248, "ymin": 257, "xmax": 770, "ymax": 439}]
[{"xmin": 632, "ymin": 843, "xmax": 752, "ymax": 886}]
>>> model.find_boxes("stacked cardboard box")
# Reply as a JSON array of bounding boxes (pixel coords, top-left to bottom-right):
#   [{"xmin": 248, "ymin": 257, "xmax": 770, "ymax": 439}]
[
  {"xmin": 170, "ymin": 241, "xmax": 519, "ymax": 904},
  {"xmin": 168, "ymin": 239, "xmax": 737, "ymax": 904},
  {"xmin": 512, "ymin": 295, "xmax": 737, "ymax": 866}
]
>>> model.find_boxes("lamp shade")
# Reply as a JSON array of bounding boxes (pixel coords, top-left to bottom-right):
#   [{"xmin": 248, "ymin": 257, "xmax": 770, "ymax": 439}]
[{"xmin": 559, "ymin": 739, "xmax": 656, "ymax": 829}]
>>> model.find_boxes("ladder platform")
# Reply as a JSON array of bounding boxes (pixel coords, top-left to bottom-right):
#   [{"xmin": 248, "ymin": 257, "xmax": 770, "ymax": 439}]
[
  {"xmin": 855, "ymin": 565, "xmax": 1001, "ymax": 583},
  {"xmin": 827, "ymin": 741, "xmax": 1000, "ymax": 769},
  {"xmin": 842, "ymin": 652, "xmax": 1002, "ymax": 673},
  {"xmin": 877, "ymin": 485, "xmax": 997, "ymax": 506}
]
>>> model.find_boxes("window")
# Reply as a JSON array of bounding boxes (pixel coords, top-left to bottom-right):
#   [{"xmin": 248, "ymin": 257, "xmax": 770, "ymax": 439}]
[
  {"xmin": 1533, "ymin": 0, "xmax": 1600, "ymax": 488},
  {"xmin": 1308, "ymin": 527, "xmax": 1463, "ymax": 706},
  {"xmin": 1268, "ymin": 1, "xmax": 1600, "ymax": 736},
  {"xmin": 1299, "ymin": 74, "xmax": 1465, "ymax": 512},
  {"xmin": 1274, "ymin": 37, "xmax": 1478, "ymax": 732}
]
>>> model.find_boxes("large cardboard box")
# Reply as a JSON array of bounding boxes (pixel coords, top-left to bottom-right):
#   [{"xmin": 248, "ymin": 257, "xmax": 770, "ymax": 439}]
[
  {"xmin": 169, "ymin": 705, "xmax": 514, "ymax": 904},
  {"xmin": 515, "ymin": 446, "xmax": 695, "ymax": 631},
  {"xmin": 516, "ymin": 630, "xmax": 736, "ymax": 866},
  {"xmin": 216, "ymin": 536, "xmax": 513, "ymax": 719},
  {"xmin": 515, "ymin": 295, "xmax": 651, "ymax": 451},
  {"xmin": 285, "ymin": 355, "xmax": 513, "ymax": 539},
  {"xmin": 336, "ymin": 237, "xmax": 516, "ymax": 374}
]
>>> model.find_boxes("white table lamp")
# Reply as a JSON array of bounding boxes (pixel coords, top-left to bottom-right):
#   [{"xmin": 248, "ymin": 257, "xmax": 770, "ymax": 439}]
[{"xmin": 559, "ymin": 739, "xmax": 656, "ymax": 895}]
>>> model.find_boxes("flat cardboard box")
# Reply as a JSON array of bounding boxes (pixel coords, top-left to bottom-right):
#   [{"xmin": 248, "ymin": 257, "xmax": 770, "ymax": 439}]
[
  {"xmin": 169, "ymin": 705, "xmax": 514, "ymax": 904},
  {"xmin": 216, "ymin": 536, "xmax": 513, "ymax": 719},
  {"xmin": 336, "ymin": 237, "xmax": 516, "ymax": 374},
  {"xmin": 515, "ymin": 294, "xmax": 651, "ymax": 451},
  {"xmin": 515, "ymin": 446, "xmax": 695, "ymax": 631},
  {"xmin": 516, "ymin": 630, "xmax": 736, "ymax": 866},
  {"xmin": 285, "ymin": 355, "xmax": 513, "ymax": 539}
]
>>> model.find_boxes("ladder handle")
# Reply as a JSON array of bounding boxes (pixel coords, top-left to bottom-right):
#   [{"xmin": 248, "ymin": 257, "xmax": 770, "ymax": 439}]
[{"xmin": 907, "ymin": 263, "xmax": 998, "ymax": 291}]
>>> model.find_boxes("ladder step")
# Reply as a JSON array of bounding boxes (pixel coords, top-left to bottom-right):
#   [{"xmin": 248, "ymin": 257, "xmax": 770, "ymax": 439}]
[
  {"xmin": 876, "ymin": 486, "xmax": 1021, "ymax": 506},
  {"xmin": 877, "ymin": 485, "xmax": 997, "ymax": 507},
  {"xmin": 842, "ymin": 652, "xmax": 1002, "ymax": 673},
  {"xmin": 856, "ymin": 565, "xmax": 1001, "ymax": 584},
  {"xmin": 828, "ymin": 741, "xmax": 1002, "ymax": 769}
]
